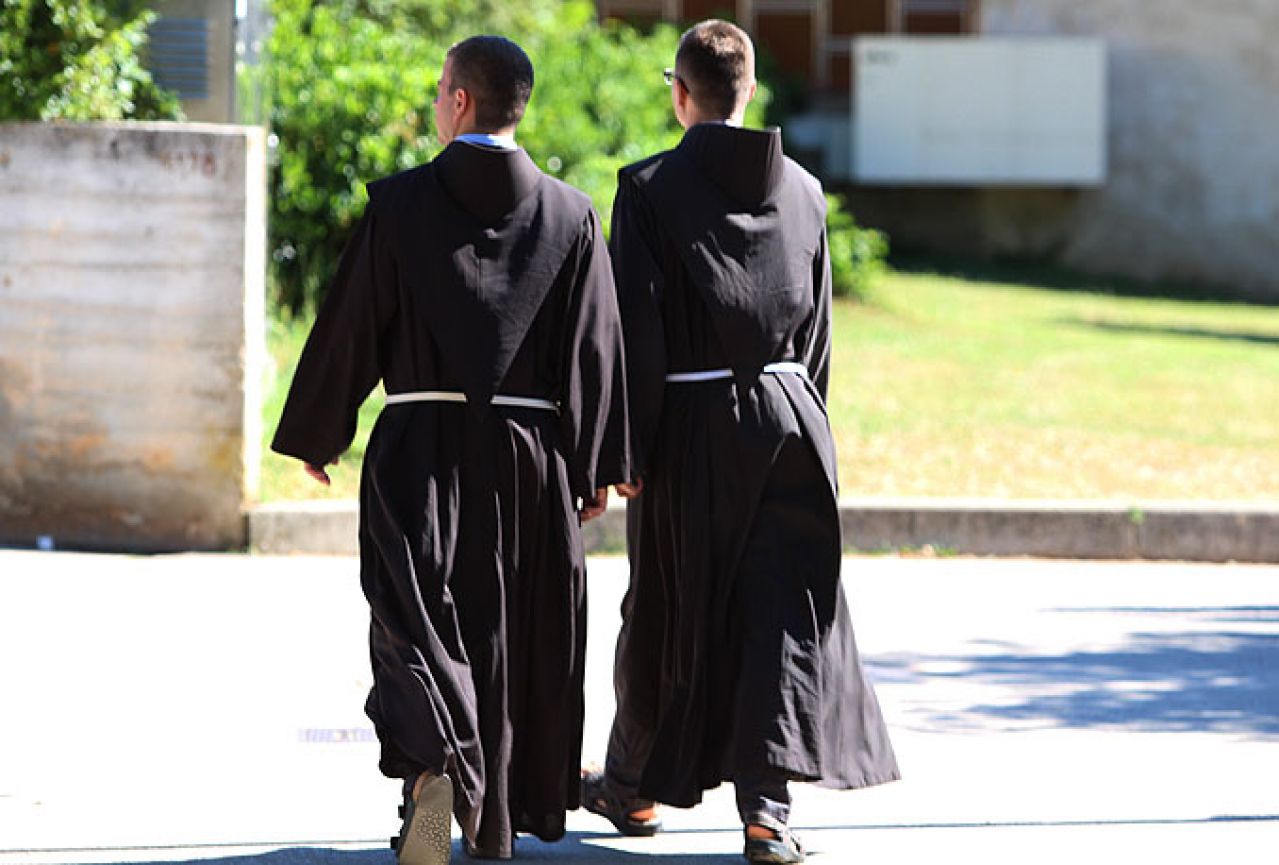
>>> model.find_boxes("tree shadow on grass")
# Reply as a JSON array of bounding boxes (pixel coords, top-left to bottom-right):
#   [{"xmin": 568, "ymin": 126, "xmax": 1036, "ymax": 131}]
[
  {"xmin": 890, "ymin": 253, "xmax": 1276, "ymax": 307},
  {"xmin": 1065, "ymin": 318, "xmax": 1279, "ymax": 347},
  {"xmin": 870, "ymin": 607, "xmax": 1279, "ymax": 736}
]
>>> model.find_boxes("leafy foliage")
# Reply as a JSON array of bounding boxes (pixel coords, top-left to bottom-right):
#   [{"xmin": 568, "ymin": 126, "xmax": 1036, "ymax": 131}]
[
  {"xmin": 826, "ymin": 193, "xmax": 888, "ymax": 300},
  {"xmin": 265, "ymin": 0, "xmax": 439, "ymax": 312},
  {"xmin": 266, "ymin": 0, "xmax": 698, "ymax": 313},
  {"xmin": 264, "ymin": 0, "xmax": 884, "ymax": 313},
  {"xmin": 519, "ymin": 4, "xmax": 683, "ymax": 226},
  {"xmin": 0, "ymin": 0, "xmax": 182, "ymax": 121}
]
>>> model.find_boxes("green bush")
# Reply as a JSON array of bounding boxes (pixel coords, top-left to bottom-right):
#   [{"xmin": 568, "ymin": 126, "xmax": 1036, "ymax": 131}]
[
  {"xmin": 0, "ymin": 0, "xmax": 182, "ymax": 121},
  {"xmin": 265, "ymin": 0, "xmax": 439, "ymax": 313},
  {"xmin": 264, "ymin": 0, "xmax": 773, "ymax": 315},
  {"xmin": 825, "ymin": 193, "xmax": 888, "ymax": 301}
]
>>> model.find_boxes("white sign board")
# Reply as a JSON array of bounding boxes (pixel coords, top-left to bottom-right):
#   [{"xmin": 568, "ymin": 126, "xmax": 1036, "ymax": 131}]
[{"xmin": 853, "ymin": 37, "xmax": 1107, "ymax": 186}]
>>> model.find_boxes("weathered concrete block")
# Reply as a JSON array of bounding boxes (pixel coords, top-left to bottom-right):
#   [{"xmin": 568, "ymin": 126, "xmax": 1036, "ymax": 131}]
[
  {"xmin": 841, "ymin": 499, "xmax": 1143, "ymax": 559},
  {"xmin": 246, "ymin": 498, "xmax": 1279, "ymax": 562},
  {"xmin": 0, "ymin": 121, "xmax": 266, "ymax": 551},
  {"xmin": 249, "ymin": 501, "xmax": 358, "ymax": 556},
  {"xmin": 840, "ymin": 498, "xmax": 1279, "ymax": 563},
  {"xmin": 248, "ymin": 500, "xmax": 630, "ymax": 557},
  {"xmin": 579, "ymin": 506, "xmax": 628, "ymax": 555},
  {"xmin": 1137, "ymin": 505, "xmax": 1279, "ymax": 563}
]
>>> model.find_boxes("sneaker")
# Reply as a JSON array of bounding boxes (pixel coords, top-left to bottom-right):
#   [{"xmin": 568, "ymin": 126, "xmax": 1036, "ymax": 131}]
[{"xmin": 393, "ymin": 772, "xmax": 453, "ymax": 865}]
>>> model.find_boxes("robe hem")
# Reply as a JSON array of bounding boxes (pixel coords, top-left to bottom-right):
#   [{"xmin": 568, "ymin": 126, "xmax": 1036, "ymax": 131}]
[
  {"xmin": 641, "ymin": 768, "xmax": 900, "ymax": 811},
  {"xmin": 812, "ymin": 768, "xmax": 903, "ymax": 791}
]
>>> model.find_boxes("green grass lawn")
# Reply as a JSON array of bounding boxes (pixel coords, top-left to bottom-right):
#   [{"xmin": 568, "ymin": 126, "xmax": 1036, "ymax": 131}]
[
  {"xmin": 261, "ymin": 267, "xmax": 1279, "ymax": 502},
  {"xmin": 260, "ymin": 314, "xmax": 385, "ymax": 501},
  {"xmin": 830, "ymin": 268, "xmax": 1279, "ymax": 500}
]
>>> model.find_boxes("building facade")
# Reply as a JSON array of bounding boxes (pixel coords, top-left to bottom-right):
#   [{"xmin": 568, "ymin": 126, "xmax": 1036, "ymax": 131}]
[
  {"xmin": 601, "ymin": 0, "xmax": 1279, "ymax": 301},
  {"xmin": 149, "ymin": 0, "xmax": 238, "ymax": 123},
  {"xmin": 598, "ymin": 0, "xmax": 979, "ymax": 96}
]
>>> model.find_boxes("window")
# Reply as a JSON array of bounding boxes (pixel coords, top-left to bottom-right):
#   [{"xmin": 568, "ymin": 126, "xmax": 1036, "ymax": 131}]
[
  {"xmin": 894, "ymin": 0, "xmax": 975, "ymax": 35},
  {"xmin": 593, "ymin": 1, "xmax": 981, "ymax": 92}
]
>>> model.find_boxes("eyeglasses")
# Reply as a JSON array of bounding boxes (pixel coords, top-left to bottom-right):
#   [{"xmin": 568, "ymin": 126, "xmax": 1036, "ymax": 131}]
[{"xmin": 663, "ymin": 67, "xmax": 685, "ymax": 89}]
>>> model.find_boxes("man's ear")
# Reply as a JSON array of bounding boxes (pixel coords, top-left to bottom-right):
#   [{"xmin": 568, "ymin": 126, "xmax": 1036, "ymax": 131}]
[{"xmin": 677, "ymin": 79, "xmax": 691, "ymax": 111}]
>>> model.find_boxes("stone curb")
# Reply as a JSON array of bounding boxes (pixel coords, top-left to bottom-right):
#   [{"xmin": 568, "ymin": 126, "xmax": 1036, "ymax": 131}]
[{"xmin": 248, "ymin": 498, "xmax": 1279, "ymax": 563}]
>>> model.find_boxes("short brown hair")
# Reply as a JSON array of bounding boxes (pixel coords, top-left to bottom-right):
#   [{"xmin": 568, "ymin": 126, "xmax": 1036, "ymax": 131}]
[
  {"xmin": 675, "ymin": 19, "xmax": 755, "ymax": 119},
  {"xmin": 446, "ymin": 35, "xmax": 535, "ymax": 131}
]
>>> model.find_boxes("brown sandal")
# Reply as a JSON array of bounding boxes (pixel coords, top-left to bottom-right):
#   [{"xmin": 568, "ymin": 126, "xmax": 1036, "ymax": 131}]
[
  {"xmin": 580, "ymin": 770, "xmax": 663, "ymax": 837},
  {"xmin": 744, "ymin": 824, "xmax": 805, "ymax": 863}
]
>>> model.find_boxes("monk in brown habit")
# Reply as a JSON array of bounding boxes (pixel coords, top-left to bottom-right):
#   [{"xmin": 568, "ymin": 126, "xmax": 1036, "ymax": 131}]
[
  {"xmin": 581, "ymin": 20, "xmax": 899, "ymax": 864},
  {"xmin": 272, "ymin": 36, "xmax": 630, "ymax": 865}
]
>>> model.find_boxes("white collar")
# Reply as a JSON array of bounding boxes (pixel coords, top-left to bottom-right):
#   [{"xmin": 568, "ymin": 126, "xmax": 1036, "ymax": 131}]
[{"xmin": 455, "ymin": 132, "xmax": 518, "ymax": 151}]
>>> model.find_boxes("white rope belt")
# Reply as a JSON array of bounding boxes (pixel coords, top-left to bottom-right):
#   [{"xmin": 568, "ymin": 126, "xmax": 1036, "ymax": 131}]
[
  {"xmin": 384, "ymin": 390, "xmax": 559, "ymax": 411},
  {"xmin": 665, "ymin": 361, "xmax": 809, "ymax": 383}
]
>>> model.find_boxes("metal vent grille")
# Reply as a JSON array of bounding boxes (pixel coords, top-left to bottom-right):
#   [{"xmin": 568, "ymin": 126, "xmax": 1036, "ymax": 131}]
[{"xmin": 148, "ymin": 17, "xmax": 210, "ymax": 100}]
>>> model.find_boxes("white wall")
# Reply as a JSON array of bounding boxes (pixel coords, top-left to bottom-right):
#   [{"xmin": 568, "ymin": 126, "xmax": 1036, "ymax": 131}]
[
  {"xmin": 976, "ymin": 0, "xmax": 1279, "ymax": 296},
  {"xmin": 0, "ymin": 122, "xmax": 266, "ymax": 551}
]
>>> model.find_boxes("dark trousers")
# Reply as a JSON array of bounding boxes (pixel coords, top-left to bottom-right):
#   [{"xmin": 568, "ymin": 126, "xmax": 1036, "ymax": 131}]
[{"xmin": 604, "ymin": 753, "xmax": 791, "ymax": 828}]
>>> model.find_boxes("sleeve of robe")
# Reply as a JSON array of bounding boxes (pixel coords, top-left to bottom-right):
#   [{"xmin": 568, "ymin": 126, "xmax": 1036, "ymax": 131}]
[
  {"xmin": 558, "ymin": 208, "xmax": 632, "ymax": 498},
  {"xmin": 608, "ymin": 174, "xmax": 667, "ymax": 479},
  {"xmin": 270, "ymin": 206, "xmax": 397, "ymax": 467},
  {"xmin": 804, "ymin": 226, "xmax": 834, "ymax": 403}
]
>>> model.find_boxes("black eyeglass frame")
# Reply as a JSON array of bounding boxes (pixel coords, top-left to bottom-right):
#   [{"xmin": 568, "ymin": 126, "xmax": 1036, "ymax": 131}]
[{"xmin": 663, "ymin": 67, "xmax": 687, "ymax": 89}]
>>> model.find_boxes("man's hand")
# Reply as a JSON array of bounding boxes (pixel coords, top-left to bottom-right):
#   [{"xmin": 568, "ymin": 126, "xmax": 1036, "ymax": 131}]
[
  {"xmin": 304, "ymin": 457, "xmax": 339, "ymax": 486},
  {"xmin": 614, "ymin": 478, "xmax": 644, "ymax": 499},
  {"xmin": 579, "ymin": 487, "xmax": 609, "ymax": 523}
]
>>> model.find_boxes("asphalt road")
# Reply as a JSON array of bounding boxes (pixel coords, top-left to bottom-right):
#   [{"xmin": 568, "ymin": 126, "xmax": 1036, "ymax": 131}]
[{"xmin": 1, "ymin": 551, "xmax": 1275, "ymax": 864}]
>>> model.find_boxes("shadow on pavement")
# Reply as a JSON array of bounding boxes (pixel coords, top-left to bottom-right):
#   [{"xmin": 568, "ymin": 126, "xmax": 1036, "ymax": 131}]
[
  {"xmin": 28, "ymin": 814, "xmax": 1279, "ymax": 864},
  {"xmin": 870, "ymin": 607, "xmax": 1279, "ymax": 736},
  {"xmin": 30, "ymin": 833, "xmax": 746, "ymax": 865},
  {"xmin": 791, "ymin": 813, "xmax": 1279, "ymax": 832},
  {"xmin": 1048, "ymin": 606, "xmax": 1279, "ymax": 623}
]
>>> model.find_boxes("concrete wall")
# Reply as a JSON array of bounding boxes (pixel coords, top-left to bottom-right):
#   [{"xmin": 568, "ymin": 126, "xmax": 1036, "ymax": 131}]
[
  {"xmin": 0, "ymin": 122, "xmax": 266, "ymax": 552},
  {"xmin": 848, "ymin": 0, "xmax": 1279, "ymax": 301}
]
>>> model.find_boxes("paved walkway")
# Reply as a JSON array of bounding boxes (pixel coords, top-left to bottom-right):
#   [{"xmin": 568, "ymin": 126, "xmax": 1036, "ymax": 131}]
[{"xmin": 1, "ymin": 551, "xmax": 1276, "ymax": 864}]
